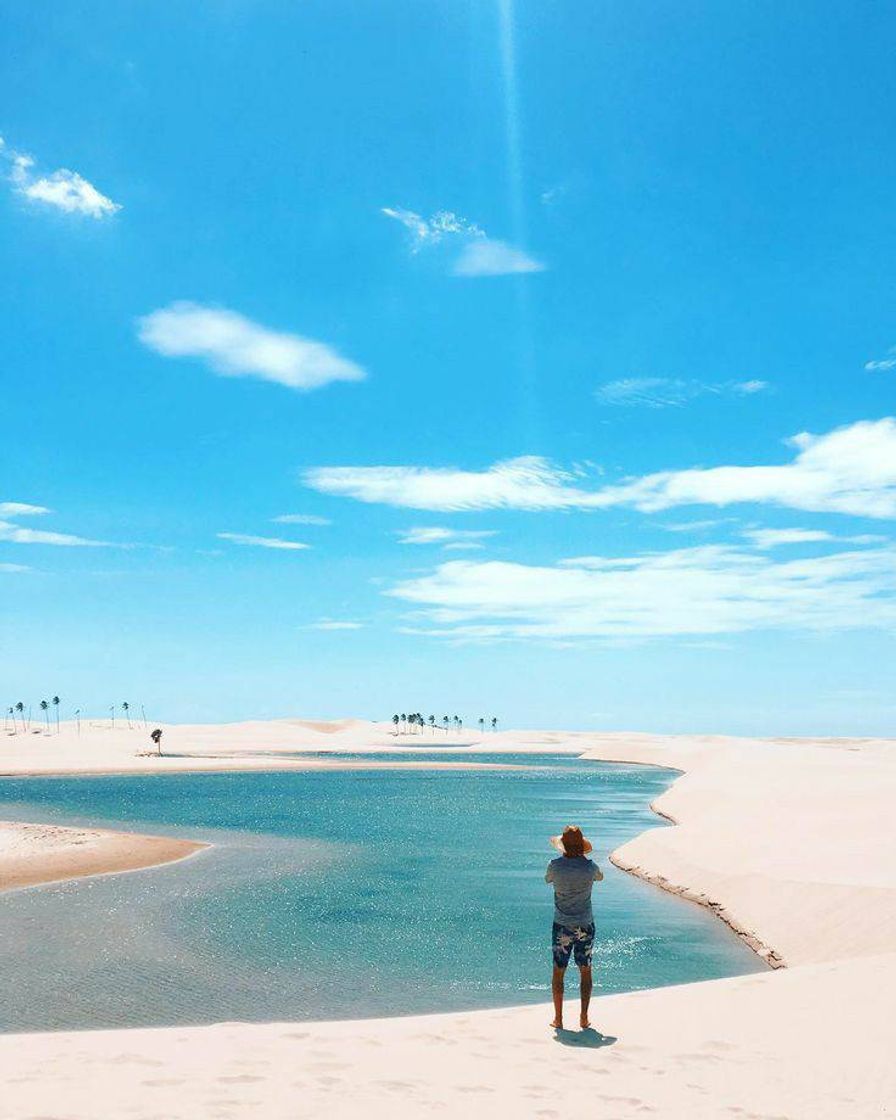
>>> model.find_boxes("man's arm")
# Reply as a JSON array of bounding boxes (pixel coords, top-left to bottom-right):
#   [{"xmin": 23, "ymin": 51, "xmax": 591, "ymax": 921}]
[
  {"xmin": 593, "ymin": 864, "xmax": 604, "ymax": 882},
  {"xmin": 545, "ymin": 862, "xmax": 555, "ymax": 884}
]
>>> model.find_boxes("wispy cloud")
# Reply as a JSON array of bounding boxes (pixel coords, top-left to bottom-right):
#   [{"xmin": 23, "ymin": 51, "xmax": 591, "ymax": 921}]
[
  {"xmin": 594, "ymin": 377, "xmax": 769, "ymax": 408},
  {"xmin": 137, "ymin": 303, "xmax": 366, "ymax": 391},
  {"xmin": 308, "ymin": 619, "xmax": 364, "ymax": 630},
  {"xmin": 0, "ymin": 502, "xmax": 110, "ymax": 546},
  {"xmin": 305, "ymin": 418, "xmax": 896, "ymax": 519},
  {"xmin": 0, "ymin": 562, "xmax": 31, "ymax": 573},
  {"xmin": 1, "ymin": 136, "xmax": 120, "ymax": 218},
  {"xmin": 540, "ymin": 184, "xmax": 566, "ymax": 207},
  {"xmin": 382, "ymin": 206, "xmax": 545, "ymax": 277},
  {"xmin": 217, "ymin": 532, "xmax": 309, "ymax": 551},
  {"xmin": 381, "ymin": 208, "xmax": 483, "ymax": 251},
  {"xmin": 388, "ymin": 544, "xmax": 896, "ymax": 641},
  {"xmin": 453, "ymin": 239, "xmax": 544, "ymax": 277},
  {"xmin": 742, "ymin": 528, "xmax": 834, "ymax": 549},
  {"xmin": 304, "ymin": 456, "xmax": 581, "ymax": 512},
  {"xmin": 397, "ymin": 526, "xmax": 497, "ymax": 549},
  {"xmin": 865, "ymin": 346, "xmax": 896, "ymax": 372},
  {"xmin": 742, "ymin": 527, "xmax": 885, "ymax": 549},
  {"xmin": 0, "ymin": 502, "xmax": 50, "ymax": 517},
  {"xmin": 272, "ymin": 513, "xmax": 332, "ymax": 526},
  {"xmin": 659, "ymin": 518, "xmax": 728, "ymax": 533}
]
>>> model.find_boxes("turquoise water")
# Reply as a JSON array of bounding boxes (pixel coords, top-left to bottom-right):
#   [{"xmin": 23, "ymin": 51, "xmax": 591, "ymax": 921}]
[{"xmin": 0, "ymin": 755, "xmax": 765, "ymax": 1031}]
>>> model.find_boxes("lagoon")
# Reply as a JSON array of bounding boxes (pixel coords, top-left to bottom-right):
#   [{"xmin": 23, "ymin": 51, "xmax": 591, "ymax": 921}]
[{"xmin": 0, "ymin": 754, "xmax": 765, "ymax": 1031}]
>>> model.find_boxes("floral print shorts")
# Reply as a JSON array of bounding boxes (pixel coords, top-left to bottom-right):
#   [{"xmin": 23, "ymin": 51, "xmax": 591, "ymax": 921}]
[{"xmin": 552, "ymin": 922, "xmax": 595, "ymax": 968}]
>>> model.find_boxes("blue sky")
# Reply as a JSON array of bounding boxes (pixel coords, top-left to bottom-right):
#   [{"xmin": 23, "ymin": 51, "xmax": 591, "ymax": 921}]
[{"xmin": 2, "ymin": 1, "xmax": 895, "ymax": 734}]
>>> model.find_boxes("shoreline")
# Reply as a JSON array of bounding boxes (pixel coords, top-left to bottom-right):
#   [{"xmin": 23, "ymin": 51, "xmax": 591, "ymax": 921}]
[{"xmin": 0, "ymin": 719, "xmax": 893, "ymax": 1118}]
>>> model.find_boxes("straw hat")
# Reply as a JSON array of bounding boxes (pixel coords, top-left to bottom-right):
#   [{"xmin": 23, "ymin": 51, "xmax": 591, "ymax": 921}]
[{"xmin": 549, "ymin": 824, "xmax": 593, "ymax": 856}]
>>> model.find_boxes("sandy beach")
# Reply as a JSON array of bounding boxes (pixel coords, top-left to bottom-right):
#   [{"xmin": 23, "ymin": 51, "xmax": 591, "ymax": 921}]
[{"xmin": 0, "ymin": 719, "xmax": 893, "ymax": 1118}]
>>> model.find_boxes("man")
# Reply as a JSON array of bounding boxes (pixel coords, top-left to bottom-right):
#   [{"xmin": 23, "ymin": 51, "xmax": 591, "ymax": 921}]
[{"xmin": 545, "ymin": 824, "xmax": 603, "ymax": 1030}]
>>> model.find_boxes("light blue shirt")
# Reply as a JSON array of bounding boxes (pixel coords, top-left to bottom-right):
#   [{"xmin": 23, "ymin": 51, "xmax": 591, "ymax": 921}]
[{"xmin": 545, "ymin": 856, "xmax": 603, "ymax": 928}]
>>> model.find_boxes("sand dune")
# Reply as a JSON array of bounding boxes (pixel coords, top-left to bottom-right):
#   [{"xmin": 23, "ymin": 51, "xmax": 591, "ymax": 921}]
[{"xmin": 0, "ymin": 720, "xmax": 893, "ymax": 1118}]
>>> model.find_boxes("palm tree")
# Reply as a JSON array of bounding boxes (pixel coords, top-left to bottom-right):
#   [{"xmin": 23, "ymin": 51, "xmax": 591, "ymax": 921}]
[
  {"xmin": 122, "ymin": 701, "xmax": 132, "ymax": 729},
  {"xmin": 14, "ymin": 701, "xmax": 24, "ymax": 732},
  {"xmin": 75, "ymin": 708, "xmax": 81, "ymax": 735},
  {"xmin": 478, "ymin": 717, "xmax": 485, "ymax": 734},
  {"xmin": 458, "ymin": 717, "xmax": 463, "ymax": 730},
  {"xmin": 110, "ymin": 704, "xmax": 115, "ymax": 728},
  {"xmin": 442, "ymin": 715, "xmax": 449, "ymax": 734},
  {"xmin": 6, "ymin": 707, "xmax": 15, "ymax": 734},
  {"xmin": 40, "ymin": 699, "xmax": 50, "ymax": 732},
  {"xmin": 428, "ymin": 714, "xmax": 435, "ymax": 734},
  {"xmin": 52, "ymin": 696, "xmax": 60, "ymax": 733},
  {"xmin": 491, "ymin": 716, "xmax": 498, "ymax": 732},
  {"xmin": 392, "ymin": 714, "xmax": 400, "ymax": 735},
  {"xmin": 400, "ymin": 713, "xmax": 407, "ymax": 734}
]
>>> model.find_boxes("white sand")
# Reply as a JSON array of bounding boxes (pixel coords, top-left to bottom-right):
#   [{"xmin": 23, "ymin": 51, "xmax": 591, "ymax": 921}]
[{"xmin": 0, "ymin": 719, "xmax": 893, "ymax": 1118}]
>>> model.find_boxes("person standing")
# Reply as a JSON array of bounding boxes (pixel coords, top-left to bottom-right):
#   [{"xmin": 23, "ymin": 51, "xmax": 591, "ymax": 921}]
[{"xmin": 545, "ymin": 824, "xmax": 603, "ymax": 1030}]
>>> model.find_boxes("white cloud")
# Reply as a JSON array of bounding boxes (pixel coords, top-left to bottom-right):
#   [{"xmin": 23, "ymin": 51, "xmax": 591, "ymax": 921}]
[
  {"xmin": 2, "ymin": 137, "xmax": 120, "ymax": 218},
  {"xmin": 304, "ymin": 456, "xmax": 587, "ymax": 512},
  {"xmin": 397, "ymin": 526, "xmax": 497, "ymax": 548},
  {"xmin": 381, "ymin": 208, "xmax": 484, "ymax": 251},
  {"xmin": 453, "ymin": 239, "xmax": 545, "ymax": 277},
  {"xmin": 742, "ymin": 528, "xmax": 835, "ymax": 549},
  {"xmin": 660, "ymin": 518, "xmax": 727, "ymax": 532},
  {"xmin": 137, "ymin": 303, "xmax": 366, "ymax": 391},
  {"xmin": 0, "ymin": 522, "xmax": 108, "ymax": 546},
  {"xmin": 596, "ymin": 418, "xmax": 896, "ymax": 518},
  {"xmin": 865, "ymin": 347, "xmax": 896, "ymax": 372},
  {"xmin": 19, "ymin": 169, "xmax": 120, "ymax": 218},
  {"xmin": 0, "ymin": 562, "xmax": 30, "ymax": 573},
  {"xmin": 0, "ymin": 502, "xmax": 49, "ymax": 517},
  {"xmin": 217, "ymin": 532, "xmax": 309, "ymax": 551},
  {"xmin": 272, "ymin": 513, "xmax": 332, "ymax": 526},
  {"xmin": 382, "ymin": 206, "xmax": 544, "ymax": 277},
  {"xmin": 594, "ymin": 377, "xmax": 769, "ymax": 408},
  {"xmin": 0, "ymin": 502, "xmax": 110, "ymax": 547},
  {"xmin": 388, "ymin": 544, "xmax": 896, "ymax": 641},
  {"xmin": 305, "ymin": 418, "xmax": 896, "ymax": 520},
  {"xmin": 309, "ymin": 619, "xmax": 364, "ymax": 630}
]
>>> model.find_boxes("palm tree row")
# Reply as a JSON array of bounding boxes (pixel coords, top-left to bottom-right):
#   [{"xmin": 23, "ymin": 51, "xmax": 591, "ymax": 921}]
[
  {"xmin": 390, "ymin": 713, "xmax": 498, "ymax": 736},
  {"xmin": 4, "ymin": 699, "xmax": 147, "ymax": 735},
  {"xmin": 5, "ymin": 696, "xmax": 60, "ymax": 734}
]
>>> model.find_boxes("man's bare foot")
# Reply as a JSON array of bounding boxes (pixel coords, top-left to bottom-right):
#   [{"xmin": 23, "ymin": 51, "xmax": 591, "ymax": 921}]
[
  {"xmin": 550, "ymin": 1018, "xmax": 563, "ymax": 1029},
  {"xmin": 580, "ymin": 1015, "xmax": 590, "ymax": 1029}
]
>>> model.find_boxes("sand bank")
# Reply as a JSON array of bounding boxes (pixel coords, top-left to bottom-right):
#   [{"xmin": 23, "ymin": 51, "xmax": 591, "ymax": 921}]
[
  {"xmin": 0, "ymin": 720, "xmax": 893, "ymax": 1118},
  {"xmin": 0, "ymin": 820, "xmax": 207, "ymax": 892}
]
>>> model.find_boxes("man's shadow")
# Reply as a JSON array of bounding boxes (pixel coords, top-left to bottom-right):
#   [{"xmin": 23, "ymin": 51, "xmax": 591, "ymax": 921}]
[{"xmin": 553, "ymin": 1027, "xmax": 617, "ymax": 1049}]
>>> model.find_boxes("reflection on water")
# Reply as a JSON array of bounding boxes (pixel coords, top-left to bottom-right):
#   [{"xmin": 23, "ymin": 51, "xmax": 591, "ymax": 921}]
[{"xmin": 0, "ymin": 756, "xmax": 765, "ymax": 1031}]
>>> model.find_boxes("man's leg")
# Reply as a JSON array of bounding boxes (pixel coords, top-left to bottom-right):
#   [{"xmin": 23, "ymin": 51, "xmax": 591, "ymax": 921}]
[
  {"xmin": 578, "ymin": 965, "xmax": 592, "ymax": 1028},
  {"xmin": 551, "ymin": 965, "xmax": 566, "ymax": 1028}
]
